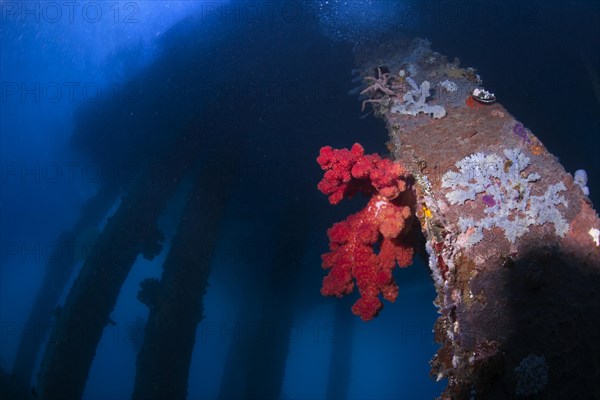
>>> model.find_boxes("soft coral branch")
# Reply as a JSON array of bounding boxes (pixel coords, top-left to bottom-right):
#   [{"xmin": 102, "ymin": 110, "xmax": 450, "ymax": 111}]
[{"xmin": 317, "ymin": 143, "xmax": 414, "ymax": 320}]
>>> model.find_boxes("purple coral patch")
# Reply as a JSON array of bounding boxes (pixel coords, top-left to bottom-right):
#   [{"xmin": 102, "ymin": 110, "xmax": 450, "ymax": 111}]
[
  {"xmin": 513, "ymin": 122, "xmax": 530, "ymax": 143},
  {"xmin": 482, "ymin": 194, "xmax": 496, "ymax": 207}
]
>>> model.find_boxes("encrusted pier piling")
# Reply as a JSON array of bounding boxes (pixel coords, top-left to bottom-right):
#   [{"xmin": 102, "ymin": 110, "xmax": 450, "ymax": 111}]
[{"xmin": 355, "ymin": 38, "xmax": 600, "ymax": 398}]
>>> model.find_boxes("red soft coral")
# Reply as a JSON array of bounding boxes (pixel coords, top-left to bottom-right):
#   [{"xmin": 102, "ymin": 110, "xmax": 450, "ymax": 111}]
[{"xmin": 317, "ymin": 144, "xmax": 414, "ymax": 321}]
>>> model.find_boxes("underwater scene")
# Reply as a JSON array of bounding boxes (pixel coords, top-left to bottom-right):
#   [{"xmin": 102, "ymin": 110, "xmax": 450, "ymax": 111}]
[{"xmin": 1, "ymin": 1, "xmax": 599, "ymax": 399}]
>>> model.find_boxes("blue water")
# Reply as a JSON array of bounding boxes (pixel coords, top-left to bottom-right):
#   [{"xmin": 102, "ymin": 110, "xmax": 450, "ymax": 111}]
[{"xmin": 1, "ymin": 1, "xmax": 598, "ymax": 399}]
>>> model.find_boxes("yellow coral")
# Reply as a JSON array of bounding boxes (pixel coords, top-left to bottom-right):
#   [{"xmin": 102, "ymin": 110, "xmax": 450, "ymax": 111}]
[{"xmin": 422, "ymin": 205, "xmax": 433, "ymax": 219}]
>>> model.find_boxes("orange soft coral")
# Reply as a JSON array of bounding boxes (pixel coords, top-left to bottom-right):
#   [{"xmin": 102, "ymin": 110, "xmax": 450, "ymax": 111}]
[{"xmin": 465, "ymin": 95, "xmax": 482, "ymax": 109}]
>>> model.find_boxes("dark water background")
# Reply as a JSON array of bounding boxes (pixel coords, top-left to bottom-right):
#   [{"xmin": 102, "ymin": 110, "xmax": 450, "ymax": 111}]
[{"xmin": 1, "ymin": 1, "xmax": 598, "ymax": 399}]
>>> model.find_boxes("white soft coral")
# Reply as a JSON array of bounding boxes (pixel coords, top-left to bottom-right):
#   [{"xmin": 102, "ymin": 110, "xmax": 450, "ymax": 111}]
[
  {"xmin": 442, "ymin": 148, "xmax": 569, "ymax": 245},
  {"xmin": 391, "ymin": 77, "xmax": 446, "ymax": 119}
]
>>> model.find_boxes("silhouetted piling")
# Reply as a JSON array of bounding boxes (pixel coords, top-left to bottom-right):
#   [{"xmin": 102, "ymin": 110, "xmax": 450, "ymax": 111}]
[
  {"xmin": 132, "ymin": 149, "xmax": 239, "ymax": 400},
  {"xmin": 37, "ymin": 119, "xmax": 213, "ymax": 400}
]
